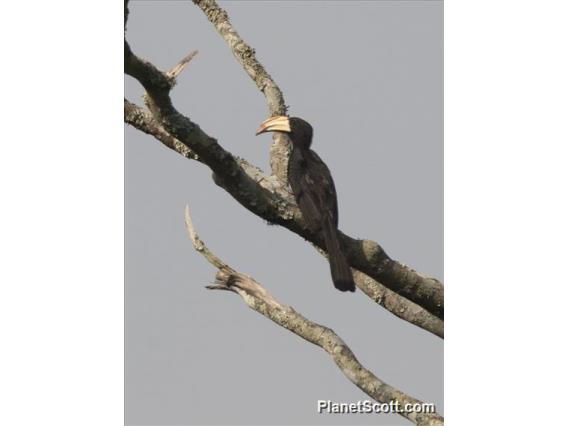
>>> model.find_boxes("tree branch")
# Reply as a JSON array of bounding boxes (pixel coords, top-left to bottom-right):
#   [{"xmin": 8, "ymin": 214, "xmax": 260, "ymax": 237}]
[
  {"xmin": 353, "ymin": 270, "xmax": 443, "ymax": 338},
  {"xmin": 184, "ymin": 205, "xmax": 443, "ymax": 426},
  {"xmin": 191, "ymin": 0, "xmax": 291, "ymax": 181},
  {"xmin": 167, "ymin": 50, "xmax": 199, "ymax": 80},
  {"xmin": 309, "ymin": 245, "xmax": 443, "ymax": 337},
  {"xmin": 124, "ymin": 2, "xmax": 444, "ymax": 329},
  {"xmin": 124, "ymin": 99, "xmax": 198, "ymax": 161}
]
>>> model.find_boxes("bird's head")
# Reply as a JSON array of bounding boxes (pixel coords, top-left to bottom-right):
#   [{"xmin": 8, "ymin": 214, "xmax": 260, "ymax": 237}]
[{"xmin": 255, "ymin": 116, "xmax": 313, "ymax": 149}]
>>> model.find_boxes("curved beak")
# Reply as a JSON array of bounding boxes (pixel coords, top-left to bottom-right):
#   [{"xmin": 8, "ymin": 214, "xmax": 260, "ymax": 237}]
[{"xmin": 255, "ymin": 116, "xmax": 291, "ymax": 136}]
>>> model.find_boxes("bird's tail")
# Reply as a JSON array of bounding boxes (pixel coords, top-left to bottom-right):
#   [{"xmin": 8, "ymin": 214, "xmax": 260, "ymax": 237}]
[{"xmin": 322, "ymin": 217, "xmax": 356, "ymax": 292}]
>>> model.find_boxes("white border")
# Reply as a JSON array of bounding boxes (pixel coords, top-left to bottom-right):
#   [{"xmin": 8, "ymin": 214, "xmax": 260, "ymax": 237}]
[
  {"xmin": 0, "ymin": 1, "xmax": 123, "ymax": 425},
  {"xmin": 446, "ymin": 0, "xmax": 568, "ymax": 424},
  {"xmin": 1, "ymin": 0, "xmax": 567, "ymax": 425}
]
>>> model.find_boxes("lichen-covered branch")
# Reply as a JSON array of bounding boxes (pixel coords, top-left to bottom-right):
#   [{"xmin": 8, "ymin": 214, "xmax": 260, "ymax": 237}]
[
  {"xmin": 310, "ymin": 246, "xmax": 443, "ymax": 338},
  {"xmin": 192, "ymin": 0, "xmax": 285, "ymax": 116},
  {"xmin": 353, "ymin": 270, "xmax": 443, "ymax": 338},
  {"xmin": 184, "ymin": 206, "xmax": 444, "ymax": 426},
  {"xmin": 192, "ymin": 0, "xmax": 291, "ymax": 181},
  {"xmin": 124, "ymin": 99, "xmax": 198, "ymax": 161},
  {"xmin": 124, "ymin": 0, "xmax": 444, "ymax": 327}
]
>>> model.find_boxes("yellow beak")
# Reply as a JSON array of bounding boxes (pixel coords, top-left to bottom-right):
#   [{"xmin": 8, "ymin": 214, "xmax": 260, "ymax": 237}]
[{"xmin": 255, "ymin": 116, "xmax": 291, "ymax": 135}]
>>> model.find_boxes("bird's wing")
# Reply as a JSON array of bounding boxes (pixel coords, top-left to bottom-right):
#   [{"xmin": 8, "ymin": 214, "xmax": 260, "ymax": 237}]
[
  {"xmin": 289, "ymin": 153, "xmax": 323, "ymax": 231},
  {"xmin": 288, "ymin": 149, "xmax": 340, "ymax": 232},
  {"xmin": 306, "ymin": 150, "xmax": 339, "ymax": 228}
]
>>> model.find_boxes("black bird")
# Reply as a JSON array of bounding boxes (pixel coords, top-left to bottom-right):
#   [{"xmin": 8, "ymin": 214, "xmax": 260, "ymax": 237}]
[{"xmin": 256, "ymin": 116, "xmax": 356, "ymax": 292}]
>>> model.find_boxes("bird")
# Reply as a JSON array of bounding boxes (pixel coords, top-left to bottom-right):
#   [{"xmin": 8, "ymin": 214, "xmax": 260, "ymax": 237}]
[{"xmin": 256, "ymin": 116, "xmax": 356, "ymax": 292}]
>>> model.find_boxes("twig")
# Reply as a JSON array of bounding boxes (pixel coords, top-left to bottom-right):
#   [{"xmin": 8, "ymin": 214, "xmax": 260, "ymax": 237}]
[
  {"xmin": 183, "ymin": 205, "xmax": 444, "ymax": 426},
  {"xmin": 167, "ymin": 50, "xmax": 198, "ymax": 80}
]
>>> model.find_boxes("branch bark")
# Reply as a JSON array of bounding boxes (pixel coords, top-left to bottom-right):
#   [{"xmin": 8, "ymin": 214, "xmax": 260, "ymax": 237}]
[
  {"xmin": 191, "ymin": 0, "xmax": 291, "ymax": 181},
  {"xmin": 124, "ymin": 0, "xmax": 444, "ymax": 331},
  {"xmin": 184, "ymin": 206, "xmax": 443, "ymax": 426},
  {"xmin": 124, "ymin": 99, "xmax": 198, "ymax": 161}
]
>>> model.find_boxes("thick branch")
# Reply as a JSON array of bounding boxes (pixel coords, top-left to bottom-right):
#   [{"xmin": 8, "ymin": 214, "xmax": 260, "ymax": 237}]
[
  {"xmin": 184, "ymin": 206, "xmax": 443, "ymax": 426},
  {"xmin": 124, "ymin": 99, "xmax": 198, "ymax": 161},
  {"xmin": 124, "ymin": 5, "xmax": 443, "ymax": 328},
  {"xmin": 309, "ymin": 245, "xmax": 443, "ymax": 338},
  {"xmin": 354, "ymin": 271, "xmax": 442, "ymax": 337}
]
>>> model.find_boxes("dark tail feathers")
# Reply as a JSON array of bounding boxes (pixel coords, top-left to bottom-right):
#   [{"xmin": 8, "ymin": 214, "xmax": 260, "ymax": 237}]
[{"xmin": 322, "ymin": 217, "xmax": 356, "ymax": 292}]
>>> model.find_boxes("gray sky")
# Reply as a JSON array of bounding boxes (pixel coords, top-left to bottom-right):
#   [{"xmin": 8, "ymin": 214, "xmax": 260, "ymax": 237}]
[{"xmin": 125, "ymin": 1, "xmax": 443, "ymax": 425}]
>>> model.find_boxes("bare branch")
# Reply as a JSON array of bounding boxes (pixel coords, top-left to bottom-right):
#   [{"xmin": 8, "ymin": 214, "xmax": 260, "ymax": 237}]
[
  {"xmin": 124, "ymin": 5, "xmax": 444, "ymax": 330},
  {"xmin": 124, "ymin": 99, "xmax": 199, "ymax": 161},
  {"xmin": 167, "ymin": 50, "xmax": 198, "ymax": 80},
  {"xmin": 308, "ymin": 245, "xmax": 443, "ymax": 338},
  {"xmin": 192, "ymin": 0, "xmax": 291, "ymax": 181},
  {"xmin": 353, "ymin": 271, "xmax": 443, "ymax": 338},
  {"xmin": 184, "ymin": 206, "xmax": 444, "ymax": 426},
  {"xmin": 184, "ymin": 205, "xmax": 230, "ymax": 270},
  {"xmin": 191, "ymin": 0, "xmax": 285, "ymax": 115}
]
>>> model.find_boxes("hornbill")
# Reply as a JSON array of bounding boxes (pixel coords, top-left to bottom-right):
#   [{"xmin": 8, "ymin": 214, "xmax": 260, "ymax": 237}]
[{"xmin": 256, "ymin": 116, "xmax": 356, "ymax": 292}]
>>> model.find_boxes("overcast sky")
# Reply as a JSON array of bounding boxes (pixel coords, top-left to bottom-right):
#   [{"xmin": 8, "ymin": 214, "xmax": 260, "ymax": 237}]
[{"xmin": 125, "ymin": 1, "xmax": 443, "ymax": 425}]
